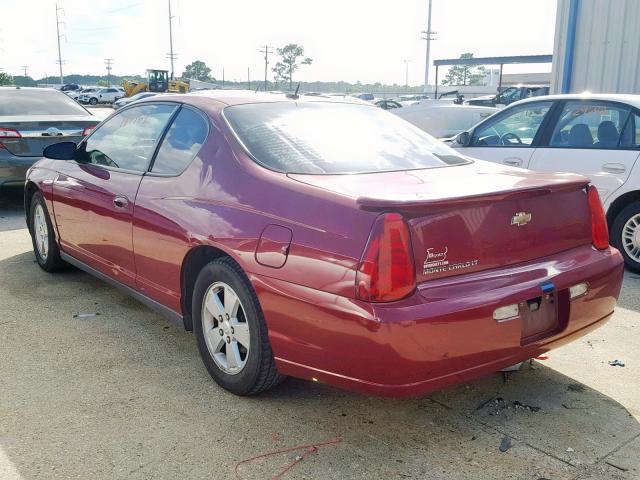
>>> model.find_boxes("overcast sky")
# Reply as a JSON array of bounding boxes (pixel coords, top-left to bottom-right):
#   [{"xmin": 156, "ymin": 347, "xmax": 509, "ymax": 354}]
[{"xmin": 1, "ymin": 0, "xmax": 558, "ymax": 85}]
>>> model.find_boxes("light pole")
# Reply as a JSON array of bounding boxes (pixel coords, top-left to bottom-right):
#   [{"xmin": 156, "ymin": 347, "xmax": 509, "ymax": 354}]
[
  {"xmin": 404, "ymin": 59, "xmax": 410, "ymax": 88},
  {"xmin": 421, "ymin": 0, "xmax": 436, "ymax": 91}
]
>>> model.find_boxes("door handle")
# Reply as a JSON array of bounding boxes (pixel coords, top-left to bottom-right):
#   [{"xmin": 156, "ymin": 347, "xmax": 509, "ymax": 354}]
[
  {"xmin": 504, "ymin": 158, "xmax": 523, "ymax": 167},
  {"xmin": 602, "ymin": 163, "xmax": 626, "ymax": 174},
  {"xmin": 113, "ymin": 196, "xmax": 129, "ymax": 209}
]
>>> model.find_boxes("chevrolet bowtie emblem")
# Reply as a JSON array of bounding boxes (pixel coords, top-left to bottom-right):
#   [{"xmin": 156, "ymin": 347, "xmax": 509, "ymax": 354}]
[{"xmin": 511, "ymin": 212, "xmax": 532, "ymax": 227}]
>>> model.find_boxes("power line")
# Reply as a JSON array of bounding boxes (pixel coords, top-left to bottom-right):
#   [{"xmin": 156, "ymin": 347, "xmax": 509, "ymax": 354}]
[
  {"xmin": 259, "ymin": 45, "xmax": 273, "ymax": 92},
  {"xmin": 55, "ymin": 3, "xmax": 65, "ymax": 85},
  {"xmin": 421, "ymin": 0, "xmax": 436, "ymax": 91},
  {"xmin": 105, "ymin": 58, "xmax": 114, "ymax": 86}
]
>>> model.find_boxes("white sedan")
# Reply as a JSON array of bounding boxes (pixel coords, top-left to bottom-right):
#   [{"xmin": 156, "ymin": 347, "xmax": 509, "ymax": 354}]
[{"xmin": 449, "ymin": 93, "xmax": 640, "ymax": 272}]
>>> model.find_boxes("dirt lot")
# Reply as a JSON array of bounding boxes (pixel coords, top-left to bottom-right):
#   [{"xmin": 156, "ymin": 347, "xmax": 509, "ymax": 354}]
[{"xmin": 1, "ymin": 188, "xmax": 639, "ymax": 480}]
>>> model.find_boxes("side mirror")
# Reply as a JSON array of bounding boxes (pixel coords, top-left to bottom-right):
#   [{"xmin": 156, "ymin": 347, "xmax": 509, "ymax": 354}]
[
  {"xmin": 43, "ymin": 141, "xmax": 77, "ymax": 160},
  {"xmin": 456, "ymin": 131, "xmax": 471, "ymax": 147}
]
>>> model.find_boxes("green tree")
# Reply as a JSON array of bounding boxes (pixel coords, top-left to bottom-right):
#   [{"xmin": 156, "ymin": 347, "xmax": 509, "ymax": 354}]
[
  {"xmin": 181, "ymin": 60, "xmax": 213, "ymax": 81},
  {"xmin": 13, "ymin": 75, "xmax": 37, "ymax": 87},
  {"xmin": 272, "ymin": 44, "xmax": 312, "ymax": 90},
  {"xmin": 0, "ymin": 72, "xmax": 13, "ymax": 86},
  {"xmin": 96, "ymin": 79, "xmax": 109, "ymax": 87},
  {"xmin": 441, "ymin": 53, "xmax": 486, "ymax": 86}
]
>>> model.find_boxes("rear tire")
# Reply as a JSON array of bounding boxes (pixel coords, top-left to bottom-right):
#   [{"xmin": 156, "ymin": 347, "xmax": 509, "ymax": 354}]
[
  {"xmin": 611, "ymin": 201, "xmax": 640, "ymax": 273},
  {"xmin": 29, "ymin": 192, "xmax": 65, "ymax": 272},
  {"xmin": 192, "ymin": 257, "xmax": 284, "ymax": 395},
  {"xmin": 89, "ymin": 97, "xmax": 98, "ymax": 105}
]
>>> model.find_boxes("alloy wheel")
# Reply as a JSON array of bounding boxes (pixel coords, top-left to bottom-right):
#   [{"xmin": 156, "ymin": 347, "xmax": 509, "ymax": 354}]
[
  {"xmin": 33, "ymin": 204, "xmax": 49, "ymax": 261},
  {"xmin": 622, "ymin": 213, "xmax": 640, "ymax": 261},
  {"xmin": 201, "ymin": 281, "xmax": 250, "ymax": 375}
]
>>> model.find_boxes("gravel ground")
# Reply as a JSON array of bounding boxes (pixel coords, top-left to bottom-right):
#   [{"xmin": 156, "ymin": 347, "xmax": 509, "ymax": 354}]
[{"xmin": 1, "ymin": 188, "xmax": 639, "ymax": 480}]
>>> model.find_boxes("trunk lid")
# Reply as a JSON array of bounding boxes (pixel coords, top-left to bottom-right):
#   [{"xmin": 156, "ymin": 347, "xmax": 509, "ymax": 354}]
[
  {"xmin": 288, "ymin": 161, "xmax": 592, "ymax": 282},
  {"xmin": 0, "ymin": 115, "xmax": 99, "ymax": 157}
]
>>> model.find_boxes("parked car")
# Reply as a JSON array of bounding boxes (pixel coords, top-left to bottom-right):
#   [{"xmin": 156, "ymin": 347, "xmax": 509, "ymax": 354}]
[
  {"xmin": 450, "ymin": 93, "xmax": 640, "ymax": 272},
  {"xmin": 0, "ymin": 87, "xmax": 98, "ymax": 188},
  {"xmin": 466, "ymin": 85, "xmax": 549, "ymax": 107},
  {"xmin": 60, "ymin": 83, "xmax": 81, "ymax": 92},
  {"xmin": 393, "ymin": 101, "xmax": 497, "ymax": 138},
  {"xmin": 352, "ymin": 92, "xmax": 375, "ymax": 101},
  {"xmin": 374, "ymin": 99, "xmax": 402, "ymax": 110},
  {"xmin": 68, "ymin": 87, "xmax": 98, "ymax": 101},
  {"xmin": 79, "ymin": 87, "xmax": 124, "ymax": 105},
  {"xmin": 112, "ymin": 91, "xmax": 159, "ymax": 110},
  {"xmin": 25, "ymin": 92, "xmax": 622, "ymax": 397},
  {"xmin": 396, "ymin": 94, "xmax": 431, "ymax": 106}
]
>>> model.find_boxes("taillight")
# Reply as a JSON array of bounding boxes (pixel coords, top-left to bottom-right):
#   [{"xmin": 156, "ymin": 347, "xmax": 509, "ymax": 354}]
[
  {"xmin": 587, "ymin": 185, "xmax": 609, "ymax": 250},
  {"xmin": 82, "ymin": 126, "xmax": 96, "ymax": 136},
  {"xmin": 356, "ymin": 213, "xmax": 415, "ymax": 302},
  {"xmin": 0, "ymin": 127, "xmax": 21, "ymax": 139}
]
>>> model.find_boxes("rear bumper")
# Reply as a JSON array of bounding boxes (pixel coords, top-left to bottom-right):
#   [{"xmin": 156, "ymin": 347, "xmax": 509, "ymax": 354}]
[
  {"xmin": 253, "ymin": 245, "xmax": 623, "ymax": 397},
  {"xmin": 0, "ymin": 153, "xmax": 39, "ymax": 186}
]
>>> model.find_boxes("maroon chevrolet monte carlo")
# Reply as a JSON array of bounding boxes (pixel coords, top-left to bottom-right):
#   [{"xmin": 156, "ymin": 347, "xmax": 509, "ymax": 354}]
[{"xmin": 24, "ymin": 91, "xmax": 623, "ymax": 397}]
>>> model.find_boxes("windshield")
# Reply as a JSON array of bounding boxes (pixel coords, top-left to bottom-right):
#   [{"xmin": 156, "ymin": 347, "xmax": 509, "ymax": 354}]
[
  {"xmin": 0, "ymin": 89, "xmax": 89, "ymax": 116},
  {"xmin": 224, "ymin": 102, "xmax": 470, "ymax": 174}
]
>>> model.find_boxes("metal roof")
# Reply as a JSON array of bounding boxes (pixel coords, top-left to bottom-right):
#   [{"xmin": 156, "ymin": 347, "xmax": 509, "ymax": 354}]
[{"xmin": 434, "ymin": 55, "xmax": 553, "ymax": 67}]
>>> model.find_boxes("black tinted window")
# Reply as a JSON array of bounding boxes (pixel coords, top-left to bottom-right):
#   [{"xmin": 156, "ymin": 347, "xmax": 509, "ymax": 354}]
[
  {"xmin": 0, "ymin": 88, "xmax": 89, "ymax": 116},
  {"xmin": 152, "ymin": 107, "xmax": 208, "ymax": 174},
  {"xmin": 82, "ymin": 104, "xmax": 176, "ymax": 172},
  {"xmin": 224, "ymin": 102, "xmax": 469, "ymax": 174}
]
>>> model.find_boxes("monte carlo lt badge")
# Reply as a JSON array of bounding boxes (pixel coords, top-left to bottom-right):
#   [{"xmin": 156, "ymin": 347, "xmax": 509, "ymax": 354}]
[{"xmin": 423, "ymin": 246, "xmax": 479, "ymax": 275}]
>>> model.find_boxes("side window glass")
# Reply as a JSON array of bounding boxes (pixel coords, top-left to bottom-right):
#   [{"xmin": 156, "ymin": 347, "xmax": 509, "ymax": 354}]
[
  {"xmin": 81, "ymin": 104, "xmax": 176, "ymax": 172},
  {"xmin": 472, "ymin": 101, "xmax": 552, "ymax": 147},
  {"xmin": 620, "ymin": 113, "xmax": 640, "ymax": 148},
  {"xmin": 151, "ymin": 107, "xmax": 208, "ymax": 175},
  {"xmin": 550, "ymin": 101, "xmax": 630, "ymax": 148}
]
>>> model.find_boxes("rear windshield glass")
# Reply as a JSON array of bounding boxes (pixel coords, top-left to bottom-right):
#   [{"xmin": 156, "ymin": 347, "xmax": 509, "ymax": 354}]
[
  {"xmin": 0, "ymin": 89, "xmax": 89, "ymax": 116},
  {"xmin": 224, "ymin": 102, "xmax": 470, "ymax": 174}
]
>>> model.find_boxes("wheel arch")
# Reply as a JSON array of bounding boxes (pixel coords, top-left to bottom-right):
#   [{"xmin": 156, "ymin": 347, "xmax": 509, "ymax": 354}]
[
  {"xmin": 180, "ymin": 245, "xmax": 234, "ymax": 331},
  {"xmin": 606, "ymin": 190, "xmax": 640, "ymax": 230},
  {"xmin": 23, "ymin": 181, "xmax": 40, "ymax": 232}
]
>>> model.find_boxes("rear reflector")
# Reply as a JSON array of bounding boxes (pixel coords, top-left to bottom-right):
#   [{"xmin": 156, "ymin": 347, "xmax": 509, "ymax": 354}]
[
  {"xmin": 587, "ymin": 185, "xmax": 609, "ymax": 250},
  {"xmin": 0, "ymin": 127, "xmax": 21, "ymax": 139},
  {"xmin": 569, "ymin": 282, "xmax": 588, "ymax": 300},
  {"xmin": 356, "ymin": 213, "xmax": 415, "ymax": 302},
  {"xmin": 493, "ymin": 304, "xmax": 520, "ymax": 322}
]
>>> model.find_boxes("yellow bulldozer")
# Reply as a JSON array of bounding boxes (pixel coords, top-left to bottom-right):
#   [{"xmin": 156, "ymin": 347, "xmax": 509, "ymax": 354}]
[{"xmin": 123, "ymin": 69, "xmax": 189, "ymax": 97}]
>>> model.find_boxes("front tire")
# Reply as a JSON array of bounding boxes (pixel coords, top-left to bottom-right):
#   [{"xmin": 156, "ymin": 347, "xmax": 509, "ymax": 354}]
[
  {"xmin": 611, "ymin": 201, "xmax": 640, "ymax": 273},
  {"xmin": 29, "ymin": 192, "xmax": 65, "ymax": 272},
  {"xmin": 192, "ymin": 257, "xmax": 283, "ymax": 395},
  {"xmin": 89, "ymin": 97, "xmax": 98, "ymax": 105}
]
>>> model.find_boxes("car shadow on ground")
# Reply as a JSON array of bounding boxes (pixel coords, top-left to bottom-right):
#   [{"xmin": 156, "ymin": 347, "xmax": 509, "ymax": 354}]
[
  {"xmin": 0, "ymin": 248, "xmax": 637, "ymax": 479},
  {"xmin": 0, "ymin": 187, "xmax": 26, "ymax": 233}
]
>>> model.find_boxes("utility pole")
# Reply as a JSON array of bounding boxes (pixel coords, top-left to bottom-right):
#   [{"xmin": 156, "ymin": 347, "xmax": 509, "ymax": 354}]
[
  {"xmin": 104, "ymin": 58, "xmax": 114, "ymax": 86},
  {"xmin": 55, "ymin": 3, "xmax": 64, "ymax": 85},
  {"xmin": 21, "ymin": 66, "xmax": 29, "ymax": 78},
  {"xmin": 222, "ymin": 67, "xmax": 225, "ymax": 88},
  {"xmin": 404, "ymin": 59, "xmax": 410, "ymax": 88},
  {"xmin": 247, "ymin": 67, "xmax": 250, "ymax": 90},
  {"xmin": 421, "ymin": 0, "xmax": 436, "ymax": 91},
  {"xmin": 259, "ymin": 45, "xmax": 273, "ymax": 92},
  {"xmin": 166, "ymin": 0, "xmax": 177, "ymax": 80}
]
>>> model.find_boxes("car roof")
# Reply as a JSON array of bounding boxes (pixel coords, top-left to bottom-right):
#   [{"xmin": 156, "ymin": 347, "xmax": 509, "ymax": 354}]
[
  {"xmin": 510, "ymin": 93, "xmax": 640, "ymax": 110},
  {"xmin": 171, "ymin": 89, "xmax": 371, "ymax": 107}
]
